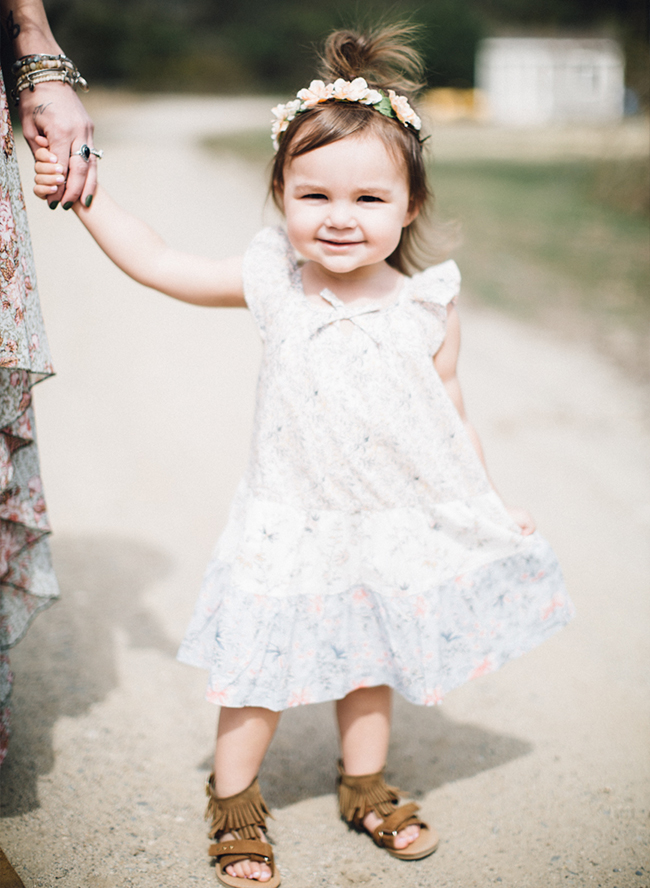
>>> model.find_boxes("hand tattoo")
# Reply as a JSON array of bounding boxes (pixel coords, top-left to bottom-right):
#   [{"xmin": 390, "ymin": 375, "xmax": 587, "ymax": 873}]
[{"xmin": 33, "ymin": 103, "xmax": 52, "ymax": 120}]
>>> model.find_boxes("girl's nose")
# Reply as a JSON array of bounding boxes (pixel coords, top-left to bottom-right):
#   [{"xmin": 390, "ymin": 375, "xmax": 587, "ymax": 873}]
[{"xmin": 325, "ymin": 202, "xmax": 356, "ymax": 229}]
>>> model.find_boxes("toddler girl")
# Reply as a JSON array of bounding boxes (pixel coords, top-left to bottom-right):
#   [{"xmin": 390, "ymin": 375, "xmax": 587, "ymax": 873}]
[{"xmin": 34, "ymin": 25, "xmax": 573, "ymax": 888}]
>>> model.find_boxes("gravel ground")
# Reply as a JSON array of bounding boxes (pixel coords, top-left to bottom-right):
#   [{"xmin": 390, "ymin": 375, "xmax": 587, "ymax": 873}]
[{"xmin": 0, "ymin": 98, "xmax": 648, "ymax": 888}]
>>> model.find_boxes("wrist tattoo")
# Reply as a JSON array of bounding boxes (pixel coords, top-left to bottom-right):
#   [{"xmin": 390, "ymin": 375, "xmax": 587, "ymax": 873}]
[{"xmin": 2, "ymin": 11, "xmax": 20, "ymax": 40}]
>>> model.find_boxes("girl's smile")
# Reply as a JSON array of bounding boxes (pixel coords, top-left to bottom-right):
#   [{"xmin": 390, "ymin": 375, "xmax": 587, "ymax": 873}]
[{"xmin": 282, "ymin": 134, "xmax": 417, "ymax": 287}]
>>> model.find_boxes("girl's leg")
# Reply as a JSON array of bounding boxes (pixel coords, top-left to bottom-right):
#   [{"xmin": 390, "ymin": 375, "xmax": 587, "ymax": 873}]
[
  {"xmin": 336, "ymin": 686, "xmax": 420, "ymax": 850},
  {"xmin": 213, "ymin": 705, "xmax": 281, "ymax": 882}
]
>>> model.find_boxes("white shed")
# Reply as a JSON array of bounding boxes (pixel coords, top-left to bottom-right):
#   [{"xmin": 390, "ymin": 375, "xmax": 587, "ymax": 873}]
[{"xmin": 476, "ymin": 37, "xmax": 625, "ymax": 125}]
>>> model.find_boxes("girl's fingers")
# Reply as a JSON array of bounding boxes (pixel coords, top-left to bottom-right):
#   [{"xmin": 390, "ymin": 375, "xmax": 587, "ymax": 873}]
[
  {"xmin": 34, "ymin": 160, "xmax": 65, "ymax": 200},
  {"xmin": 34, "ymin": 146, "xmax": 59, "ymax": 163},
  {"xmin": 35, "ymin": 173, "xmax": 65, "ymax": 186},
  {"xmin": 35, "ymin": 162, "xmax": 64, "ymax": 176},
  {"xmin": 34, "ymin": 140, "xmax": 62, "ymax": 204},
  {"xmin": 34, "ymin": 182, "xmax": 59, "ymax": 199},
  {"xmin": 506, "ymin": 505, "xmax": 536, "ymax": 535}
]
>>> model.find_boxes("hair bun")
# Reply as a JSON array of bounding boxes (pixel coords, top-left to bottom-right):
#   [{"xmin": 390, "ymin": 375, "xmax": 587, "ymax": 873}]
[{"xmin": 318, "ymin": 25, "xmax": 424, "ymax": 97}]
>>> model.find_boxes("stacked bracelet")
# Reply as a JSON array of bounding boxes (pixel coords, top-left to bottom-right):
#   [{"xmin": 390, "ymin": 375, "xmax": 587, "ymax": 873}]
[{"xmin": 11, "ymin": 53, "xmax": 89, "ymax": 105}]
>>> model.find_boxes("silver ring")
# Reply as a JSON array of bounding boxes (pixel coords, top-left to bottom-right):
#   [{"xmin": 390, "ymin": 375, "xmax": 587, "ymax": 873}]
[{"xmin": 72, "ymin": 144, "xmax": 103, "ymax": 162}]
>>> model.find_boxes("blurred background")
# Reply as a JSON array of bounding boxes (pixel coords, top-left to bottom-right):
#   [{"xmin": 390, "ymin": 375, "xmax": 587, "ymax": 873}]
[
  {"xmin": 22, "ymin": 0, "xmax": 649, "ymax": 100},
  {"xmin": 6, "ymin": 0, "xmax": 643, "ymax": 386}
]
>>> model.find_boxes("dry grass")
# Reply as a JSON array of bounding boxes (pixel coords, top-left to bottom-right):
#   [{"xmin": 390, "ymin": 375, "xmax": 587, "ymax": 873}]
[{"xmin": 430, "ymin": 158, "xmax": 650, "ymax": 382}]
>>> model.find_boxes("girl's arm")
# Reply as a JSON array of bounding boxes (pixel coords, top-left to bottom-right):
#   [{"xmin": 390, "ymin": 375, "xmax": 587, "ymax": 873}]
[
  {"xmin": 34, "ymin": 144, "xmax": 245, "ymax": 307},
  {"xmin": 434, "ymin": 303, "xmax": 536, "ymax": 535},
  {"xmin": 74, "ymin": 185, "xmax": 245, "ymax": 307}
]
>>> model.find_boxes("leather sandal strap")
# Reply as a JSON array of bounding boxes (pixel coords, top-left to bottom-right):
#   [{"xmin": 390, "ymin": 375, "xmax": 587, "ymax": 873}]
[
  {"xmin": 208, "ymin": 838, "xmax": 274, "ymax": 870},
  {"xmin": 216, "ymin": 853, "xmax": 269, "ymax": 871},
  {"xmin": 372, "ymin": 802, "xmax": 424, "ymax": 848}
]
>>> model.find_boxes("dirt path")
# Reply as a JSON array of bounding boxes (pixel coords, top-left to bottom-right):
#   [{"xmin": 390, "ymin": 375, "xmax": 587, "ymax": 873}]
[{"xmin": 1, "ymin": 97, "xmax": 648, "ymax": 888}]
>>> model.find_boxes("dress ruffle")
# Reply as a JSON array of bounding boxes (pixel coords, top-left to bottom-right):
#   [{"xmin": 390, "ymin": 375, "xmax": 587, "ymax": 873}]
[
  {"xmin": 0, "ymin": 68, "xmax": 58, "ymax": 764},
  {"xmin": 178, "ymin": 535, "xmax": 572, "ymax": 710},
  {"xmin": 0, "ymin": 372, "xmax": 57, "ymax": 764}
]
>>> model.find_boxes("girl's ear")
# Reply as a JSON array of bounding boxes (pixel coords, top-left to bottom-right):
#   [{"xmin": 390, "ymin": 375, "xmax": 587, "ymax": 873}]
[{"xmin": 403, "ymin": 201, "xmax": 420, "ymax": 228}]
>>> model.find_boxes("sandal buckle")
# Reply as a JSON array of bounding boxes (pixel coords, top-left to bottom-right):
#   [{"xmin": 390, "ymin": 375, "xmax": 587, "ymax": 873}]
[{"xmin": 378, "ymin": 829, "xmax": 398, "ymax": 837}]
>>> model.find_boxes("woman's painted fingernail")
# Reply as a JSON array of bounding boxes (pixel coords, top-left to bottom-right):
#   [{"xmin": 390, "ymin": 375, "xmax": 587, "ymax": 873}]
[
  {"xmin": 62, "ymin": 201, "xmax": 73, "ymax": 210},
  {"xmin": 55, "ymin": 175, "xmax": 65, "ymax": 183},
  {"xmin": 49, "ymin": 201, "xmax": 59, "ymax": 210},
  {"xmin": 85, "ymin": 194, "xmax": 93, "ymax": 208}
]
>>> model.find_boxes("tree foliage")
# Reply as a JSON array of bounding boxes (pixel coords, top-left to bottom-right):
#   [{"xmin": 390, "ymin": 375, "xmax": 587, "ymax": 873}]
[{"xmin": 35, "ymin": 0, "xmax": 647, "ymax": 97}]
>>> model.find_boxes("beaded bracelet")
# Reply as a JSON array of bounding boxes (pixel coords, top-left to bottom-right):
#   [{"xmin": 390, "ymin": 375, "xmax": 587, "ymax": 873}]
[{"xmin": 11, "ymin": 53, "xmax": 88, "ymax": 105}]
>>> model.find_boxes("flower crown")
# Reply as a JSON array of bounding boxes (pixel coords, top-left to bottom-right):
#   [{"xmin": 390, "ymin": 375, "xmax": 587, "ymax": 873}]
[{"xmin": 271, "ymin": 77, "xmax": 422, "ymax": 151}]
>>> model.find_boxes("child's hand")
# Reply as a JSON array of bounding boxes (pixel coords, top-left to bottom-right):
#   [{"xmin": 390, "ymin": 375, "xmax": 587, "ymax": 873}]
[
  {"xmin": 33, "ymin": 135, "xmax": 67, "ymax": 202},
  {"xmin": 506, "ymin": 505, "xmax": 536, "ymax": 536}
]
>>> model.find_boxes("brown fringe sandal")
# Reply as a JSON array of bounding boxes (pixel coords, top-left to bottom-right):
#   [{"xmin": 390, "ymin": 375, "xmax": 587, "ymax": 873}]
[
  {"xmin": 337, "ymin": 762, "xmax": 439, "ymax": 861},
  {"xmin": 205, "ymin": 774, "xmax": 281, "ymax": 888}
]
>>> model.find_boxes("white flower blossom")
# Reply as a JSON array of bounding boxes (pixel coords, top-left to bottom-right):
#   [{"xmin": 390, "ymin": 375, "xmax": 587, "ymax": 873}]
[
  {"xmin": 271, "ymin": 99, "xmax": 302, "ymax": 148},
  {"xmin": 387, "ymin": 90, "xmax": 422, "ymax": 130},
  {"xmin": 332, "ymin": 77, "xmax": 372, "ymax": 102},
  {"xmin": 297, "ymin": 80, "xmax": 334, "ymax": 108},
  {"xmin": 362, "ymin": 88, "xmax": 383, "ymax": 105}
]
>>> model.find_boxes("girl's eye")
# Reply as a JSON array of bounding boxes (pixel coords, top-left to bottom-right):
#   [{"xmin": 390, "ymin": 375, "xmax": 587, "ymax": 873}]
[
  {"xmin": 302, "ymin": 192, "xmax": 327, "ymax": 200},
  {"xmin": 358, "ymin": 195, "xmax": 383, "ymax": 203}
]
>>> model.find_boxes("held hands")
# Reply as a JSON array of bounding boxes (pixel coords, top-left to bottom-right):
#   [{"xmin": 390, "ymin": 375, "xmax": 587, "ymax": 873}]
[
  {"xmin": 33, "ymin": 136, "xmax": 77, "ymax": 202},
  {"xmin": 506, "ymin": 505, "xmax": 536, "ymax": 536},
  {"xmin": 20, "ymin": 82, "xmax": 96, "ymax": 209}
]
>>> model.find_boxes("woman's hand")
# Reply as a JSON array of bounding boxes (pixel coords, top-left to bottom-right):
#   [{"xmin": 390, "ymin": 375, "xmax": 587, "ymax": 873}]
[
  {"xmin": 19, "ymin": 81, "xmax": 96, "ymax": 209},
  {"xmin": 506, "ymin": 506, "xmax": 536, "ymax": 536}
]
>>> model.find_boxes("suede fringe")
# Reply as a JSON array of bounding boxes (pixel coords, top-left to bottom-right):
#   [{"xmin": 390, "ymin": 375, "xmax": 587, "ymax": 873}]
[
  {"xmin": 337, "ymin": 762, "xmax": 401, "ymax": 828},
  {"xmin": 205, "ymin": 775, "xmax": 272, "ymax": 841}
]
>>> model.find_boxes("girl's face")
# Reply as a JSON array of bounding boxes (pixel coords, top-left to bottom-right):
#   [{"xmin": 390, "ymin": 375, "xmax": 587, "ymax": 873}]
[{"xmin": 282, "ymin": 134, "xmax": 417, "ymax": 280}]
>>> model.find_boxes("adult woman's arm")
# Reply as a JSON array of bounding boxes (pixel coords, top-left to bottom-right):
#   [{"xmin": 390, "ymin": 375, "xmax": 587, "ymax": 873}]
[{"xmin": 0, "ymin": 0, "xmax": 96, "ymax": 208}]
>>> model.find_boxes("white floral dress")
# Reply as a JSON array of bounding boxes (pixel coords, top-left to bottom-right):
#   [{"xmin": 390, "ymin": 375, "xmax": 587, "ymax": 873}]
[
  {"xmin": 178, "ymin": 227, "xmax": 573, "ymax": 710},
  {"xmin": 0, "ymin": 67, "xmax": 58, "ymax": 762}
]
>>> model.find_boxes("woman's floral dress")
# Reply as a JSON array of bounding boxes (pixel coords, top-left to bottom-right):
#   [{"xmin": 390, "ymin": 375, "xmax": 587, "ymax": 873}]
[
  {"xmin": 0, "ymin": 68, "xmax": 58, "ymax": 763},
  {"xmin": 178, "ymin": 227, "xmax": 574, "ymax": 710}
]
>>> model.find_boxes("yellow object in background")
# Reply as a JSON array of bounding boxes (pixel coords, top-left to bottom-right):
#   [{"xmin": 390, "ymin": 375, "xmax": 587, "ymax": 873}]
[{"xmin": 422, "ymin": 88, "xmax": 488, "ymax": 123}]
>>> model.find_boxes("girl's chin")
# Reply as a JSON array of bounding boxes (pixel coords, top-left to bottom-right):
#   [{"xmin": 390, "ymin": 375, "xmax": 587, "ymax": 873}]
[{"xmin": 317, "ymin": 257, "xmax": 366, "ymax": 274}]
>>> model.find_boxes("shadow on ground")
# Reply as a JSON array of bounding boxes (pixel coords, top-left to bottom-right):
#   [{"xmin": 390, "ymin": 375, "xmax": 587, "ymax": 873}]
[
  {"xmin": 3, "ymin": 532, "xmax": 532, "ymax": 819},
  {"xmin": 199, "ymin": 697, "xmax": 532, "ymax": 808},
  {"xmin": 0, "ymin": 534, "xmax": 175, "ymax": 816}
]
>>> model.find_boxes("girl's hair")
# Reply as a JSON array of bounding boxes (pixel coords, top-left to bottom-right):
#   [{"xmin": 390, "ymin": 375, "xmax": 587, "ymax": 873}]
[{"xmin": 271, "ymin": 25, "xmax": 432, "ymax": 275}]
